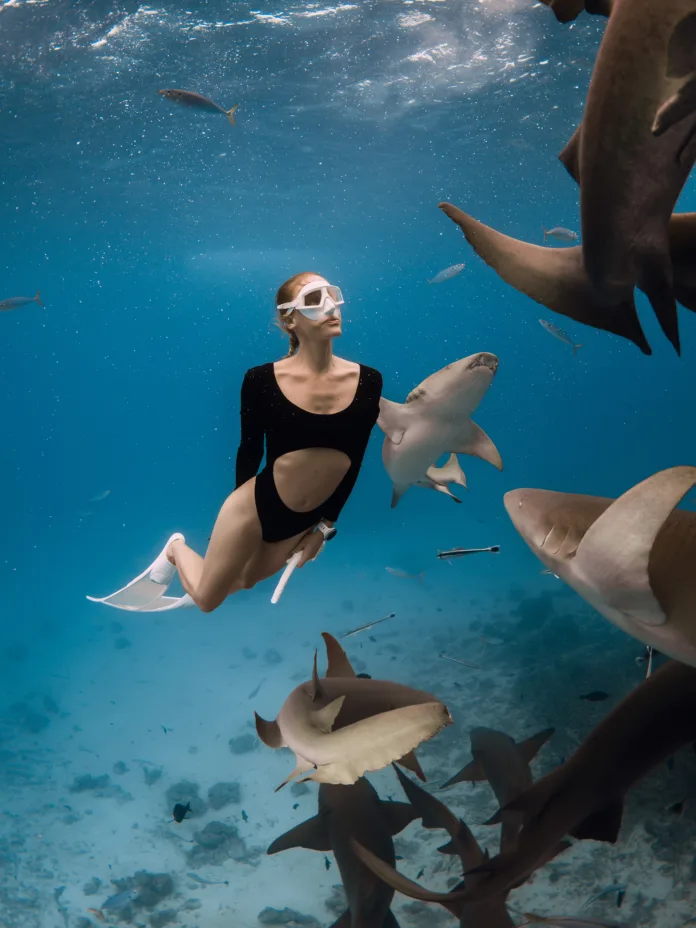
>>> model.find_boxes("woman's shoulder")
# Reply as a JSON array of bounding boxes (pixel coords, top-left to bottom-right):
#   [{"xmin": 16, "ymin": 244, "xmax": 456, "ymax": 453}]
[
  {"xmin": 242, "ymin": 362, "xmax": 274, "ymax": 383},
  {"xmin": 358, "ymin": 362, "xmax": 383, "ymax": 389}
]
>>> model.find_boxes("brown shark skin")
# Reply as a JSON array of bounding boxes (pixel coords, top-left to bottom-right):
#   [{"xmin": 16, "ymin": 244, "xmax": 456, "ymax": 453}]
[
  {"xmin": 540, "ymin": 0, "xmax": 613, "ymax": 21},
  {"xmin": 268, "ymin": 778, "xmax": 414, "ymax": 928},
  {"xmin": 544, "ymin": 0, "xmax": 696, "ymax": 353},
  {"xmin": 353, "ymin": 765, "xmax": 516, "ymax": 928},
  {"xmin": 443, "ymin": 728, "xmax": 555, "ymax": 854},
  {"xmin": 670, "ymin": 212, "xmax": 696, "ymax": 311},
  {"xmin": 503, "ymin": 482, "xmax": 696, "ymax": 666},
  {"xmin": 438, "ymin": 203, "xmax": 651, "ymax": 353},
  {"xmin": 450, "ymin": 661, "xmax": 696, "ymax": 904}
]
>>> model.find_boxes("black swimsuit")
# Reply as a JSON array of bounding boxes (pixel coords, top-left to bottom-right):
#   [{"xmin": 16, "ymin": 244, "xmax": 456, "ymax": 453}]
[{"xmin": 235, "ymin": 362, "xmax": 383, "ymax": 542}]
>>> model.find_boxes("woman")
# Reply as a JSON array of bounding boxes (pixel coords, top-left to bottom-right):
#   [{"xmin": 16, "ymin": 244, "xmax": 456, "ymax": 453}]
[{"xmin": 103, "ymin": 272, "xmax": 382, "ymax": 613}]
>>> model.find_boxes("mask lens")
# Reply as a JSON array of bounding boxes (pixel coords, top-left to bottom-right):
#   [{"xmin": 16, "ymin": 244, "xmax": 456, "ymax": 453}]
[
  {"xmin": 327, "ymin": 286, "xmax": 343, "ymax": 303},
  {"xmin": 303, "ymin": 288, "xmax": 324, "ymax": 307}
]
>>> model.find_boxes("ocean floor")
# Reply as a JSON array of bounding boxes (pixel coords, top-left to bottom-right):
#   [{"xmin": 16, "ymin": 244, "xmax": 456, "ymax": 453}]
[{"xmin": 2, "ymin": 560, "xmax": 695, "ymax": 928}]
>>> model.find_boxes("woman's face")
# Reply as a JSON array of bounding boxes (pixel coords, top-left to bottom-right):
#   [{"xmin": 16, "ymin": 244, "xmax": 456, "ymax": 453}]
[{"xmin": 286, "ymin": 276, "xmax": 343, "ymax": 343}]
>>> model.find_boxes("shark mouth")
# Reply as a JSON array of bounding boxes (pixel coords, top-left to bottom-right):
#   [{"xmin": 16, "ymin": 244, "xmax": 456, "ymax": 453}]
[{"xmin": 468, "ymin": 353, "xmax": 498, "ymax": 373}]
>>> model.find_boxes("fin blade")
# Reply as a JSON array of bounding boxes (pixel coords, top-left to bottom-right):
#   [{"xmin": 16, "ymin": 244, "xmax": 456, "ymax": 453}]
[
  {"xmin": 397, "ymin": 749, "xmax": 426, "ymax": 781},
  {"xmin": 381, "ymin": 800, "xmax": 420, "ymax": 836},
  {"xmin": 517, "ymin": 728, "xmax": 555, "ymax": 765},
  {"xmin": 440, "ymin": 758, "xmax": 485, "ymax": 788},
  {"xmin": 227, "ymin": 103, "xmax": 239, "ymax": 124},
  {"xmin": 451, "ymin": 420, "xmax": 503, "ymax": 471},
  {"xmin": 569, "ymin": 800, "xmax": 623, "ymax": 843},
  {"xmin": 312, "ymin": 695, "xmax": 346, "ymax": 733}
]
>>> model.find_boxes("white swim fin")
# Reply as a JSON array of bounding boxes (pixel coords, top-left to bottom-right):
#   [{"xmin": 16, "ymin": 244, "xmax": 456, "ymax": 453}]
[{"xmin": 86, "ymin": 533, "xmax": 186, "ymax": 611}]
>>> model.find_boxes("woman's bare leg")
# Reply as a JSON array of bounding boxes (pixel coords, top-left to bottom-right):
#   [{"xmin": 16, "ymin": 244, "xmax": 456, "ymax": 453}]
[{"xmin": 168, "ymin": 480, "xmax": 264, "ymax": 613}]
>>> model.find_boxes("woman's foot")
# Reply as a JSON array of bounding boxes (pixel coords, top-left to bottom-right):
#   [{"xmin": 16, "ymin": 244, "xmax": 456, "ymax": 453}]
[{"xmin": 150, "ymin": 533, "xmax": 185, "ymax": 586}]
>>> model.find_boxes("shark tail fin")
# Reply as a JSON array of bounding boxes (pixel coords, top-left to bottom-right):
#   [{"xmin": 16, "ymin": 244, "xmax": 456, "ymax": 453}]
[
  {"xmin": 227, "ymin": 104, "xmax": 239, "ymax": 124},
  {"xmin": 573, "ymin": 343, "xmax": 582, "ymax": 355},
  {"xmin": 35, "ymin": 290, "xmax": 43, "ymax": 307},
  {"xmin": 418, "ymin": 571, "xmax": 425, "ymax": 585}
]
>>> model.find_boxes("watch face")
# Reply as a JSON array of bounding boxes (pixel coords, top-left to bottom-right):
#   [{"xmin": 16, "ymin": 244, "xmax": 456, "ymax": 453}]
[{"xmin": 324, "ymin": 527, "xmax": 337, "ymax": 540}]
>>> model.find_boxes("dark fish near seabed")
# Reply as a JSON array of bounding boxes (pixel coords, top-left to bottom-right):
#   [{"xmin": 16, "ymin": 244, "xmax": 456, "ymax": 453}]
[
  {"xmin": 324, "ymin": 855, "xmax": 331, "ymax": 870},
  {"xmin": 579, "ymin": 691, "xmax": 610, "ymax": 702},
  {"xmin": 187, "ymin": 872, "xmax": 229, "ymax": 885},
  {"xmin": 171, "ymin": 802, "xmax": 190, "ymax": 824},
  {"xmin": 158, "ymin": 89, "xmax": 240, "ymax": 124},
  {"xmin": 667, "ymin": 798, "xmax": 687, "ymax": 817},
  {"xmin": 341, "ymin": 612, "xmax": 397, "ymax": 639},
  {"xmin": 579, "ymin": 883, "xmax": 628, "ymax": 912},
  {"xmin": 542, "ymin": 226, "xmax": 579, "ymax": 243},
  {"xmin": 248, "ymin": 678, "xmax": 266, "ymax": 700},
  {"xmin": 539, "ymin": 320, "xmax": 582, "ymax": 355},
  {"xmin": 241, "ymin": 809, "xmax": 248, "ymax": 822},
  {"xmin": 436, "ymin": 545, "xmax": 500, "ymax": 560},
  {"xmin": 428, "ymin": 263, "xmax": 465, "ymax": 284},
  {"xmin": 356, "ymin": 672, "xmax": 372, "ymax": 679},
  {"xmin": 0, "ymin": 290, "xmax": 42, "ymax": 311},
  {"xmin": 101, "ymin": 888, "xmax": 138, "ymax": 911}
]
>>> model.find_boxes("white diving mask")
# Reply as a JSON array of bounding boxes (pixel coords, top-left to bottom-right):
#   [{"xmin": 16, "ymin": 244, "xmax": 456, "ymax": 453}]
[{"xmin": 277, "ymin": 280, "xmax": 345, "ymax": 321}]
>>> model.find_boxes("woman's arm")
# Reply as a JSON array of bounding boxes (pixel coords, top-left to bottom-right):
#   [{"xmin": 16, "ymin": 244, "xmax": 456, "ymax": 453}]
[{"xmin": 235, "ymin": 369, "xmax": 265, "ymax": 487}]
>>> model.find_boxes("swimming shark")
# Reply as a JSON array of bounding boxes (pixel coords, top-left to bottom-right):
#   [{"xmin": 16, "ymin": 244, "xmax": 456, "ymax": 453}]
[
  {"xmin": 378, "ymin": 354, "xmax": 502, "ymax": 508},
  {"xmin": 353, "ymin": 757, "xmax": 567, "ymax": 928},
  {"xmin": 437, "ymin": 660, "xmax": 696, "ymax": 904},
  {"xmin": 268, "ymin": 777, "xmax": 417, "ymax": 928},
  {"xmin": 504, "ymin": 466, "xmax": 696, "ymax": 666},
  {"xmin": 439, "ymin": 205, "xmax": 696, "ymax": 354},
  {"xmin": 441, "ymin": 727, "xmax": 555, "ymax": 853},
  {"xmin": 538, "ymin": 0, "xmax": 696, "ymax": 354},
  {"xmin": 255, "ymin": 633, "xmax": 452, "ymax": 788}
]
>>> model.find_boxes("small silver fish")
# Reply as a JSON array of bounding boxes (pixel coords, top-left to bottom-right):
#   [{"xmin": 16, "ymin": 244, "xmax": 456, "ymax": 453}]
[
  {"xmin": 428, "ymin": 263, "xmax": 465, "ymax": 284},
  {"xmin": 542, "ymin": 226, "xmax": 579, "ymax": 243},
  {"xmin": 439, "ymin": 652, "xmax": 481, "ymax": 670},
  {"xmin": 88, "ymin": 490, "xmax": 111, "ymax": 503},
  {"xmin": 579, "ymin": 883, "xmax": 628, "ymax": 912},
  {"xmin": 0, "ymin": 290, "xmax": 42, "ymax": 312},
  {"xmin": 341, "ymin": 612, "xmax": 396, "ymax": 639},
  {"xmin": 385, "ymin": 567, "xmax": 424, "ymax": 582},
  {"xmin": 158, "ymin": 89, "xmax": 239, "ymax": 124},
  {"xmin": 187, "ymin": 872, "xmax": 230, "ymax": 885},
  {"xmin": 436, "ymin": 545, "xmax": 499, "ymax": 560},
  {"xmin": 102, "ymin": 888, "xmax": 138, "ymax": 910},
  {"xmin": 539, "ymin": 319, "xmax": 582, "ymax": 355}
]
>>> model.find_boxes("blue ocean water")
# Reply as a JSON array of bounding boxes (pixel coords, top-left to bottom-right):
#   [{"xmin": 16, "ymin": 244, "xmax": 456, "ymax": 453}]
[{"xmin": 1, "ymin": 1, "xmax": 696, "ymax": 926}]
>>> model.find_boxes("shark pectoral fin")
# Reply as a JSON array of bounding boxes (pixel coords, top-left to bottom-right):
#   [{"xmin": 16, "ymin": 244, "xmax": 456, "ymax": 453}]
[
  {"xmin": 653, "ymin": 76, "xmax": 696, "ymax": 137},
  {"xmin": 427, "ymin": 453, "xmax": 468, "ymax": 489},
  {"xmin": 569, "ymin": 799, "xmax": 624, "ymax": 843},
  {"xmin": 350, "ymin": 839, "xmax": 465, "ymax": 915},
  {"xmin": 275, "ymin": 757, "xmax": 315, "ymax": 792},
  {"xmin": 381, "ymin": 801, "xmax": 420, "ymax": 836},
  {"xmin": 267, "ymin": 814, "xmax": 331, "ymax": 854},
  {"xmin": 391, "ymin": 484, "xmax": 408, "ymax": 508},
  {"xmin": 451, "ymin": 421, "xmax": 503, "ymax": 471},
  {"xmin": 440, "ymin": 758, "xmax": 485, "ymax": 789},
  {"xmin": 321, "ymin": 632, "xmax": 357, "ymax": 678},
  {"xmin": 574, "ymin": 466, "xmax": 696, "ymax": 626},
  {"xmin": 312, "ymin": 695, "xmax": 346, "ymax": 733},
  {"xmin": 559, "ymin": 123, "xmax": 581, "ymax": 183},
  {"xmin": 517, "ymin": 727, "xmax": 555, "ymax": 765},
  {"xmin": 433, "ymin": 483, "xmax": 462, "ymax": 503},
  {"xmin": 255, "ymin": 713, "xmax": 286, "ymax": 749},
  {"xmin": 437, "ymin": 838, "xmax": 457, "ymax": 855},
  {"xmin": 378, "ymin": 398, "xmax": 410, "ymax": 444},
  {"xmin": 397, "ymin": 749, "xmax": 426, "ymax": 781}
]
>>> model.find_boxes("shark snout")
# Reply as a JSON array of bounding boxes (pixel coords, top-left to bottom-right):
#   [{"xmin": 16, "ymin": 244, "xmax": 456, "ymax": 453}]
[
  {"xmin": 468, "ymin": 353, "xmax": 498, "ymax": 374},
  {"xmin": 504, "ymin": 489, "xmax": 549, "ymax": 549}
]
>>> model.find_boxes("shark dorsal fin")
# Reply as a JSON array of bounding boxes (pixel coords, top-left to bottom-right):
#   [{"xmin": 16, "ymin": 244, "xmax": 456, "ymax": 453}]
[
  {"xmin": 311, "ymin": 650, "xmax": 325, "ymax": 701},
  {"xmin": 321, "ymin": 632, "xmax": 356, "ymax": 678},
  {"xmin": 573, "ymin": 466, "xmax": 696, "ymax": 626}
]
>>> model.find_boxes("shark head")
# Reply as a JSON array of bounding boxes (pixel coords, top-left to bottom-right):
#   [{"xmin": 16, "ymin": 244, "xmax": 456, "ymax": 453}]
[{"xmin": 407, "ymin": 352, "xmax": 498, "ymax": 417}]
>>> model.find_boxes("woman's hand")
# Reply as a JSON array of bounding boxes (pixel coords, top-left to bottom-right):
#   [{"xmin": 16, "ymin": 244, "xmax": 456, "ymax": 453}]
[{"xmin": 294, "ymin": 528, "xmax": 325, "ymax": 567}]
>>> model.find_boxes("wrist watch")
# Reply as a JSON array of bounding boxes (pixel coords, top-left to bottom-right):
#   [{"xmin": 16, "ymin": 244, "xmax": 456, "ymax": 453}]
[{"xmin": 316, "ymin": 520, "xmax": 338, "ymax": 542}]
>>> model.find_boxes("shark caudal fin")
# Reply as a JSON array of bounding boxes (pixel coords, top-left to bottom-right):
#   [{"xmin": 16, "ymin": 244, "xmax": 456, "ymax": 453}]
[
  {"xmin": 227, "ymin": 104, "xmax": 239, "ymax": 125},
  {"xmin": 35, "ymin": 290, "xmax": 43, "ymax": 307},
  {"xmin": 573, "ymin": 343, "xmax": 582, "ymax": 355}
]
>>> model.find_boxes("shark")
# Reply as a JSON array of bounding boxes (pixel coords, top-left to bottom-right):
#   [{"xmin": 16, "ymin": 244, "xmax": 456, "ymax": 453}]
[
  {"xmin": 378, "ymin": 353, "xmax": 503, "ymax": 508},
  {"xmin": 504, "ymin": 466, "xmax": 696, "ymax": 666},
  {"xmin": 267, "ymin": 777, "xmax": 418, "ymax": 928},
  {"xmin": 441, "ymin": 727, "xmax": 555, "ymax": 853},
  {"xmin": 439, "ymin": 205, "xmax": 696, "ymax": 354},
  {"xmin": 537, "ymin": 0, "xmax": 696, "ymax": 354},
  {"xmin": 436, "ymin": 660, "xmax": 696, "ymax": 904},
  {"xmin": 255, "ymin": 633, "xmax": 452, "ymax": 788},
  {"xmin": 353, "ymin": 748, "xmax": 568, "ymax": 928}
]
